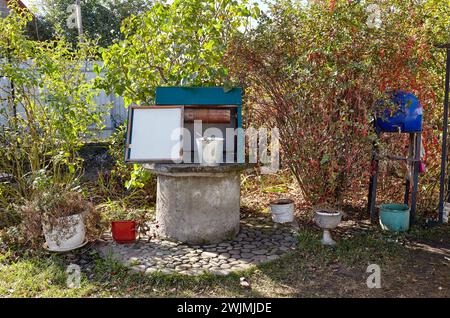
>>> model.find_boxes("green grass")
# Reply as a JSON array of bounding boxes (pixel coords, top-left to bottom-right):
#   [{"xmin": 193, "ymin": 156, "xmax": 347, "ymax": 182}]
[
  {"xmin": 406, "ymin": 221, "xmax": 450, "ymax": 243},
  {"xmin": 0, "ymin": 252, "xmax": 95, "ymax": 297},
  {"xmin": 0, "ymin": 223, "xmax": 448, "ymax": 298},
  {"xmin": 296, "ymin": 228, "xmax": 402, "ymax": 266},
  {"xmin": 0, "ymin": 247, "xmax": 260, "ymax": 297}
]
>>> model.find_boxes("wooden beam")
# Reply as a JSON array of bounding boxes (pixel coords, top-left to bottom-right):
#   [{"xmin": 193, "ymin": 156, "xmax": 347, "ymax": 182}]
[{"xmin": 435, "ymin": 43, "xmax": 450, "ymax": 49}]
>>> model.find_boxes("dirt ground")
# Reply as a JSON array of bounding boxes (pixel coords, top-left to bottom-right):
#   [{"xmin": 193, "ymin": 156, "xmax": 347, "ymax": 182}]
[{"xmin": 237, "ymin": 170, "xmax": 449, "ymax": 298}]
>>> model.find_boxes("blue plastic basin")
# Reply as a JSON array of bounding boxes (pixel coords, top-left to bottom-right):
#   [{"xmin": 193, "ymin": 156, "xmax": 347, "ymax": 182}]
[{"xmin": 379, "ymin": 203, "xmax": 410, "ymax": 232}]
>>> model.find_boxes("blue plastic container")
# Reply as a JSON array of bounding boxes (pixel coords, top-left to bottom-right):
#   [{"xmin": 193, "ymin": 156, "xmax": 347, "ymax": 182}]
[
  {"xmin": 375, "ymin": 91, "xmax": 423, "ymax": 133},
  {"xmin": 379, "ymin": 203, "xmax": 410, "ymax": 232}
]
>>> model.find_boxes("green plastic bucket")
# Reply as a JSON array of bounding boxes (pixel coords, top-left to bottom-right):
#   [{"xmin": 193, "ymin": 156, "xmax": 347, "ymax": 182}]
[{"xmin": 379, "ymin": 203, "xmax": 410, "ymax": 232}]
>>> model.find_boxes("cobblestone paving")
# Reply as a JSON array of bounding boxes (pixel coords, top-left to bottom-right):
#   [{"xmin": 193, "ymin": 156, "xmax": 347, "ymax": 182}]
[{"xmin": 95, "ymin": 217, "xmax": 299, "ymax": 276}]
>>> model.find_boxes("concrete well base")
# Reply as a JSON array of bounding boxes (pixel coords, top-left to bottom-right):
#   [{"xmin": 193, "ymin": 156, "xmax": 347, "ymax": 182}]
[{"xmin": 148, "ymin": 164, "xmax": 252, "ymax": 244}]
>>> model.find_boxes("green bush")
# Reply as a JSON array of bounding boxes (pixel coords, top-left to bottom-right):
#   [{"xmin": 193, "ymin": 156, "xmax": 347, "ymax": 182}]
[
  {"xmin": 0, "ymin": 4, "xmax": 105, "ymax": 238},
  {"xmin": 98, "ymin": 0, "xmax": 259, "ymax": 106}
]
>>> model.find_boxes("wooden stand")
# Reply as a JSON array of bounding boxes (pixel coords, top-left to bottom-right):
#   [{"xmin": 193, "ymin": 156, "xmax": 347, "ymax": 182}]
[{"xmin": 367, "ymin": 132, "xmax": 421, "ymax": 226}]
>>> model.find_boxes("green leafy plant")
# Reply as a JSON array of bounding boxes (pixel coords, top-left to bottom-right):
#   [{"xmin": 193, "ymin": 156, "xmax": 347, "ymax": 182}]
[
  {"xmin": 98, "ymin": 200, "xmax": 152, "ymax": 237},
  {"xmin": 125, "ymin": 164, "xmax": 152, "ymax": 190},
  {"xmin": 0, "ymin": 3, "xmax": 105, "ymax": 201},
  {"xmin": 101, "ymin": 201, "xmax": 130, "ymax": 221},
  {"xmin": 97, "ymin": 0, "xmax": 259, "ymax": 106},
  {"xmin": 0, "ymin": 3, "xmax": 107, "ymax": 245},
  {"xmin": 91, "ymin": 123, "xmax": 156, "ymax": 208}
]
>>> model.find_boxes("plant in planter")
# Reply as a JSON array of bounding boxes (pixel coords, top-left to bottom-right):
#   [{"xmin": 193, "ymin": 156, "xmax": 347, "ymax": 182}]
[
  {"xmin": 100, "ymin": 202, "xmax": 150, "ymax": 244},
  {"xmin": 111, "ymin": 205, "xmax": 137, "ymax": 244},
  {"xmin": 19, "ymin": 176, "xmax": 101, "ymax": 251}
]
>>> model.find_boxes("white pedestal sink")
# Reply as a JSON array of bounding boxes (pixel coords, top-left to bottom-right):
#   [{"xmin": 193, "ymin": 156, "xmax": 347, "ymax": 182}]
[{"xmin": 313, "ymin": 210, "xmax": 342, "ymax": 246}]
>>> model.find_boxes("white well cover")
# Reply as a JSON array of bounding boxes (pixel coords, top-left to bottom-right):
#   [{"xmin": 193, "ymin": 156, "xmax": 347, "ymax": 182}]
[{"xmin": 127, "ymin": 107, "xmax": 183, "ymax": 162}]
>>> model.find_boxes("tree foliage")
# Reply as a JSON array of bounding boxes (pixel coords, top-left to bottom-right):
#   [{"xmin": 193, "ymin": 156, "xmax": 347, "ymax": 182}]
[
  {"xmin": 99, "ymin": 0, "xmax": 260, "ymax": 106},
  {"xmin": 226, "ymin": 0, "xmax": 450, "ymax": 208},
  {"xmin": 0, "ymin": 4, "xmax": 104, "ymax": 203},
  {"xmin": 34, "ymin": 0, "xmax": 153, "ymax": 46}
]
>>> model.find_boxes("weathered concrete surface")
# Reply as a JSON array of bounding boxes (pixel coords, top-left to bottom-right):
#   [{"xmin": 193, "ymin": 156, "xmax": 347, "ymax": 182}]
[
  {"xmin": 156, "ymin": 172, "xmax": 240, "ymax": 243},
  {"xmin": 145, "ymin": 163, "xmax": 256, "ymax": 176},
  {"xmin": 149, "ymin": 164, "xmax": 254, "ymax": 244}
]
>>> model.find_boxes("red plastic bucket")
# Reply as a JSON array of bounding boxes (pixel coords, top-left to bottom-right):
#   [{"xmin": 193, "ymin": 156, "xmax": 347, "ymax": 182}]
[{"xmin": 111, "ymin": 221, "xmax": 137, "ymax": 244}]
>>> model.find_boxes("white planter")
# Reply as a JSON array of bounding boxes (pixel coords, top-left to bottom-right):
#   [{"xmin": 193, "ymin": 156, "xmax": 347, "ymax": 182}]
[
  {"xmin": 196, "ymin": 136, "xmax": 224, "ymax": 166},
  {"xmin": 43, "ymin": 214, "xmax": 86, "ymax": 252},
  {"xmin": 313, "ymin": 210, "xmax": 342, "ymax": 246},
  {"xmin": 270, "ymin": 199, "xmax": 294, "ymax": 223}
]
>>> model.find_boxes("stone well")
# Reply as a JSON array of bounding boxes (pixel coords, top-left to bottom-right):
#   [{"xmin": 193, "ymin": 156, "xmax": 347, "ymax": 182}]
[{"xmin": 146, "ymin": 164, "xmax": 253, "ymax": 244}]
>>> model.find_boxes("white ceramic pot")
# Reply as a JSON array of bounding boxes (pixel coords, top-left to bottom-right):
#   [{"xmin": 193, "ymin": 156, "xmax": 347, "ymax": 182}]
[
  {"xmin": 196, "ymin": 136, "xmax": 224, "ymax": 166},
  {"xmin": 313, "ymin": 210, "xmax": 342, "ymax": 246},
  {"xmin": 270, "ymin": 199, "xmax": 294, "ymax": 223},
  {"xmin": 43, "ymin": 214, "xmax": 86, "ymax": 252}
]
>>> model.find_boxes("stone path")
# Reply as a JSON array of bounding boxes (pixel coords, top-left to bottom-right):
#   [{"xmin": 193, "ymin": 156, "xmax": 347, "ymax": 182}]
[{"xmin": 95, "ymin": 216, "xmax": 298, "ymax": 276}]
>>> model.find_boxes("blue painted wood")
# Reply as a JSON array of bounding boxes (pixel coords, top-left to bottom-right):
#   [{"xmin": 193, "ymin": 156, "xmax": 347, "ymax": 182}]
[{"xmin": 155, "ymin": 87, "xmax": 242, "ymax": 106}]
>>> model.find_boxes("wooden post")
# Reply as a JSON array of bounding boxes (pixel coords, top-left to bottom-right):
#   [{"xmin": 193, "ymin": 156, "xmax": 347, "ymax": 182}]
[
  {"xmin": 368, "ymin": 133, "xmax": 380, "ymax": 223},
  {"xmin": 404, "ymin": 133, "xmax": 414, "ymax": 205},
  {"xmin": 437, "ymin": 44, "xmax": 450, "ymax": 224},
  {"xmin": 410, "ymin": 133, "xmax": 421, "ymax": 225}
]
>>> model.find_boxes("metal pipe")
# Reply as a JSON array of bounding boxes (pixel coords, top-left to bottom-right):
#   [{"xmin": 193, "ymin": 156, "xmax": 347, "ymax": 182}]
[
  {"xmin": 438, "ymin": 46, "xmax": 450, "ymax": 224},
  {"xmin": 6, "ymin": 40, "xmax": 16, "ymax": 119},
  {"xmin": 404, "ymin": 134, "xmax": 414, "ymax": 205},
  {"xmin": 75, "ymin": 0, "xmax": 84, "ymax": 42},
  {"xmin": 410, "ymin": 133, "xmax": 421, "ymax": 225},
  {"xmin": 368, "ymin": 133, "xmax": 380, "ymax": 223}
]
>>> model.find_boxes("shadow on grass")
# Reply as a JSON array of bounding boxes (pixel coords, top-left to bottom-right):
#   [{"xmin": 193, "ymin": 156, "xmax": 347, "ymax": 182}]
[
  {"xmin": 252, "ymin": 222, "xmax": 450, "ymax": 297},
  {"xmin": 1, "ymin": 221, "xmax": 448, "ymax": 298}
]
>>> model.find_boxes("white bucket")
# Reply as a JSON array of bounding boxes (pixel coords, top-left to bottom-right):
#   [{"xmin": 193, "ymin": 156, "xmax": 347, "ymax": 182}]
[
  {"xmin": 43, "ymin": 214, "xmax": 86, "ymax": 252},
  {"xmin": 270, "ymin": 199, "xmax": 294, "ymax": 223},
  {"xmin": 196, "ymin": 136, "xmax": 224, "ymax": 166}
]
